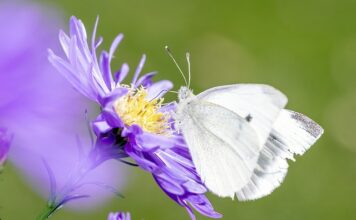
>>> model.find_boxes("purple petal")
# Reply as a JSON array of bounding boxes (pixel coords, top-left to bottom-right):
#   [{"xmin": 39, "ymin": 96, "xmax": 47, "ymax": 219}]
[
  {"xmin": 185, "ymin": 195, "xmax": 223, "ymax": 219},
  {"xmin": 101, "ymin": 105, "xmax": 125, "ymax": 128},
  {"xmin": 147, "ymin": 80, "xmax": 173, "ymax": 99},
  {"xmin": 48, "ymin": 50, "xmax": 97, "ymax": 101},
  {"xmin": 134, "ymin": 132, "xmax": 179, "ymax": 150},
  {"xmin": 95, "ymin": 36, "xmax": 103, "ymax": 48},
  {"xmin": 59, "ymin": 30, "xmax": 70, "ymax": 58},
  {"xmin": 92, "ymin": 118, "xmax": 112, "ymax": 137},
  {"xmin": 100, "ymin": 34, "xmax": 124, "ymax": 91},
  {"xmin": 91, "ymin": 16, "xmax": 100, "ymax": 62},
  {"xmin": 108, "ymin": 211, "xmax": 131, "ymax": 220},
  {"xmin": 100, "ymin": 51, "xmax": 113, "ymax": 91},
  {"xmin": 160, "ymin": 102, "xmax": 177, "ymax": 113},
  {"xmin": 131, "ymin": 54, "xmax": 146, "ymax": 86},
  {"xmin": 115, "ymin": 63, "xmax": 130, "ymax": 84},
  {"xmin": 109, "ymin": 34, "xmax": 124, "ymax": 61},
  {"xmin": 70, "ymin": 16, "xmax": 88, "ymax": 45},
  {"xmin": 70, "ymin": 17, "xmax": 89, "ymax": 59},
  {"xmin": 155, "ymin": 175, "xmax": 185, "ymax": 195},
  {"xmin": 135, "ymin": 71, "xmax": 157, "ymax": 87},
  {"xmin": 98, "ymin": 88, "xmax": 127, "ymax": 107}
]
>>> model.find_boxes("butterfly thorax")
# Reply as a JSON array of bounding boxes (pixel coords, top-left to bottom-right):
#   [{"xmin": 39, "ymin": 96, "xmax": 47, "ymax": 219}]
[{"xmin": 174, "ymin": 86, "xmax": 196, "ymax": 131}]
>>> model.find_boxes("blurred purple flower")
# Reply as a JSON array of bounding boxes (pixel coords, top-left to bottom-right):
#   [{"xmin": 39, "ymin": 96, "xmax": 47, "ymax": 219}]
[
  {"xmin": 108, "ymin": 211, "xmax": 131, "ymax": 220},
  {"xmin": 49, "ymin": 16, "xmax": 222, "ymax": 219},
  {"xmin": 0, "ymin": 2, "xmax": 125, "ymax": 210},
  {"xmin": 0, "ymin": 128, "xmax": 11, "ymax": 166}
]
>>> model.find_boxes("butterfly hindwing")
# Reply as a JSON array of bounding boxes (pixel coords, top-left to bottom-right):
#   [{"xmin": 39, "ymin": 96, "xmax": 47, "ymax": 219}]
[{"xmin": 236, "ymin": 109, "xmax": 324, "ymax": 201}]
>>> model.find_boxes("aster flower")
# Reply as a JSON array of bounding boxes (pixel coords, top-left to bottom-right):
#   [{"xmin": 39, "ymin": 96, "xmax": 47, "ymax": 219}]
[
  {"xmin": 108, "ymin": 211, "xmax": 131, "ymax": 220},
  {"xmin": 0, "ymin": 128, "xmax": 11, "ymax": 168},
  {"xmin": 0, "ymin": 1, "xmax": 124, "ymax": 212},
  {"xmin": 49, "ymin": 16, "xmax": 221, "ymax": 219}
]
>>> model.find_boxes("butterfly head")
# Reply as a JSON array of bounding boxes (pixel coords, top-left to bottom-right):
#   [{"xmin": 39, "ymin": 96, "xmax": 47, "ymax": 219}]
[{"xmin": 178, "ymin": 86, "xmax": 194, "ymax": 102}]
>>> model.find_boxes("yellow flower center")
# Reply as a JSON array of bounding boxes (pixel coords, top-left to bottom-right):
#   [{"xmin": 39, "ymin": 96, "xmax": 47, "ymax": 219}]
[{"xmin": 114, "ymin": 87, "xmax": 170, "ymax": 135}]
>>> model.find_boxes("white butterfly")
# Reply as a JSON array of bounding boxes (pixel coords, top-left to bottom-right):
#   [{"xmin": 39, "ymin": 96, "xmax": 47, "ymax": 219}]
[{"xmin": 167, "ymin": 47, "xmax": 324, "ymax": 200}]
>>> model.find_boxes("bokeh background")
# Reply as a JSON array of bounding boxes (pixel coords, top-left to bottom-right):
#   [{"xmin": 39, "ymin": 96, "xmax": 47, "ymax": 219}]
[{"xmin": 1, "ymin": 0, "xmax": 356, "ymax": 219}]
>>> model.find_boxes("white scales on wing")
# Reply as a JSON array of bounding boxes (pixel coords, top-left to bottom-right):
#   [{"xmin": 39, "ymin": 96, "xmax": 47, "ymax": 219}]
[
  {"xmin": 176, "ymin": 84, "xmax": 284, "ymax": 198},
  {"xmin": 167, "ymin": 47, "xmax": 323, "ymax": 200},
  {"xmin": 236, "ymin": 109, "xmax": 323, "ymax": 201}
]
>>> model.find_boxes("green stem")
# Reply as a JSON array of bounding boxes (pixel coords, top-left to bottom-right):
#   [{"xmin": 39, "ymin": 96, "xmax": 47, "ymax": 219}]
[{"xmin": 36, "ymin": 203, "xmax": 60, "ymax": 220}]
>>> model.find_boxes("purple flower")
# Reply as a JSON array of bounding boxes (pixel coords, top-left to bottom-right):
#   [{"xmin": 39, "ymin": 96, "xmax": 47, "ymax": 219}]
[
  {"xmin": 108, "ymin": 211, "xmax": 131, "ymax": 220},
  {"xmin": 49, "ymin": 16, "xmax": 221, "ymax": 219},
  {"xmin": 122, "ymin": 125, "xmax": 221, "ymax": 219},
  {"xmin": 0, "ymin": 128, "xmax": 11, "ymax": 166},
  {"xmin": 0, "ymin": 2, "xmax": 125, "ymax": 209}
]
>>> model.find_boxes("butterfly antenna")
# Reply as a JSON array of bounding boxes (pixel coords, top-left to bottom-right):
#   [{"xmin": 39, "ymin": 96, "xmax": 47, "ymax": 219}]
[
  {"xmin": 186, "ymin": 52, "xmax": 191, "ymax": 88},
  {"xmin": 165, "ymin": 46, "xmax": 188, "ymax": 86}
]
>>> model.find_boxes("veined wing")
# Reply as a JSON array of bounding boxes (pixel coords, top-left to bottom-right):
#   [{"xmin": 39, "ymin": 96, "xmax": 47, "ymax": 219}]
[
  {"xmin": 236, "ymin": 109, "xmax": 324, "ymax": 201},
  {"xmin": 180, "ymin": 100, "xmax": 260, "ymax": 198},
  {"xmin": 197, "ymin": 84, "xmax": 288, "ymax": 148}
]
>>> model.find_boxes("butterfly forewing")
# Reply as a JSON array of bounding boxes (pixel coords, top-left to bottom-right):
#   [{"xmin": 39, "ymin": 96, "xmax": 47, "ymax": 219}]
[
  {"xmin": 196, "ymin": 84, "xmax": 288, "ymax": 147},
  {"xmin": 180, "ymin": 100, "xmax": 260, "ymax": 198}
]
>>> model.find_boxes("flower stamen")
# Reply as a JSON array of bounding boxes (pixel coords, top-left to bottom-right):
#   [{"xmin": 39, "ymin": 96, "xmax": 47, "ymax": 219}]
[{"xmin": 114, "ymin": 87, "xmax": 170, "ymax": 135}]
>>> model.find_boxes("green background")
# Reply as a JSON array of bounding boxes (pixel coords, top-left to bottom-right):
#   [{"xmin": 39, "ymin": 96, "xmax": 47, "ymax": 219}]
[{"xmin": 1, "ymin": 0, "xmax": 356, "ymax": 219}]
